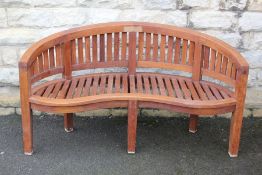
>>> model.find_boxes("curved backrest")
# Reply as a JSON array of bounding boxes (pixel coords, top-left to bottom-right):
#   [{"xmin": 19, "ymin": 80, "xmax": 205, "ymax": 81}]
[{"xmin": 19, "ymin": 22, "xmax": 248, "ymax": 89}]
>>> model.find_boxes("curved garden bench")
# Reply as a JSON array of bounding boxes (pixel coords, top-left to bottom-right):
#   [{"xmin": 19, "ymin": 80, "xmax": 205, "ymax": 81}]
[{"xmin": 19, "ymin": 22, "xmax": 249, "ymax": 157}]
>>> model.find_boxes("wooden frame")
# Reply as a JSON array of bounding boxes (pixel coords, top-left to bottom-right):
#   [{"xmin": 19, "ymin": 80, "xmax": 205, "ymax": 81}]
[{"xmin": 19, "ymin": 22, "xmax": 249, "ymax": 157}]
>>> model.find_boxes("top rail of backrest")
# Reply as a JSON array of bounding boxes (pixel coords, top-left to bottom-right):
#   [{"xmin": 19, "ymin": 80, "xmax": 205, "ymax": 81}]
[{"xmin": 19, "ymin": 22, "xmax": 248, "ymax": 87}]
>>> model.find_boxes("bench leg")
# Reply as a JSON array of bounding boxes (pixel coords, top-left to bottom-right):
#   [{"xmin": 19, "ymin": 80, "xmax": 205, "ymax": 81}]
[
  {"xmin": 21, "ymin": 104, "xmax": 33, "ymax": 155},
  {"xmin": 228, "ymin": 109, "xmax": 244, "ymax": 157},
  {"xmin": 64, "ymin": 113, "xmax": 74, "ymax": 132},
  {"xmin": 127, "ymin": 100, "xmax": 138, "ymax": 154},
  {"xmin": 189, "ymin": 114, "xmax": 198, "ymax": 133}
]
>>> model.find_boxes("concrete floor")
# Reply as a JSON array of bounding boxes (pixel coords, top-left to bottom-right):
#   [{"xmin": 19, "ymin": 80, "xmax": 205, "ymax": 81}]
[{"xmin": 0, "ymin": 115, "xmax": 261, "ymax": 175}]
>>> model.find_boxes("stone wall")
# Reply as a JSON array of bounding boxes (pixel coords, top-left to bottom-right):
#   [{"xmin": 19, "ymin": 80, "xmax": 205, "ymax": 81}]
[{"xmin": 0, "ymin": 0, "xmax": 261, "ymax": 117}]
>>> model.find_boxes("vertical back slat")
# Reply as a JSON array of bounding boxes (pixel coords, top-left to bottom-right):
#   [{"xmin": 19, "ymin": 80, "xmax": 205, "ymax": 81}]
[
  {"xmin": 49, "ymin": 47, "xmax": 55, "ymax": 68},
  {"xmin": 146, "ymin": 33, "xmax": 151, "ymax": 61},
  {"xmin": 43, "ymin": 50, "xmax": 49, "ymax": 71},
  {"xmin": 114, "ymin": 32, "xmax": 120, "ymax": 61},
  {"xmin": 92, "ymin": 35, "xmax": 97, "ymax": 63},
  {"xmin": 78, "ymin": 38, "xmax": 84, "ymax": 64},
  {"xmin": 221, "ymin": 56, "xmax": 228, "ymax": 74},
  {"xmin": 38, "ymin": 55, "xmax": 44, "ymax": 73},
  {"xmin": 167, "ymin": 36, "xmax": 174, "ymax": 63},
  {"xmin": 153, "ymin": 34, "xmax": 158, "ymax": 61},
  {"xmin": 100, "ymin": 34, "xmax": 105, "ymax": 62},
  {"xmin": 209, "ymin": 49, "xmax": 216, "ymax": 71},
  {"xmin": 203, "ymin": 46, "xmax": 210, "ymax": 69},
  {"xmin": 85, "ymin": 36, "xmax": 91, "ymax": 63},
  {"xmin": 181, "ymin": 39, "xmax": 188, "ymax": 64},
  {"xmin": 121, "ymin": 32, "xmax": 127, "ymax": 60},
  {"xmin": 188, "ymin": 41, "xmax": 195, "ymax": 66},
  {"xmin": 174, "ymin": 38, "xmax": 181, "ymax": 64},
  {"xmin": 138, "ymin": 32, "xmax": 144, "ymax": 61},
  {"xmin": 71, "ymin": 39, "xmax": 76, "ymax": 64},
  {"xmin": 215, "ymin": 53, "xmax": 222, "ymax": 73},
  {"xmin": 160, "ymin": 35, "xmax": 166, "ymax": 62},
  {"xmin": 107, "ymin": 33, "xmax": 112, "ymax": 61},
  {"xmin": 55, "ymin": 44, "xmax": 62, "ymax": 67}
]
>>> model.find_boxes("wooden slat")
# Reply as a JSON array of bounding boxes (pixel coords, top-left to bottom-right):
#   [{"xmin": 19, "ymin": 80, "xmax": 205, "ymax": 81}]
[
  {"xmin": 49, "ymin": 47, "xmax": 55, "ymax": 68},
  {"xmin": 210, "ymin": 86, "xmax": 223, "ymax": 100},
  {"xmin": 185, "ymin": 80, "xmax": 200, "ymax": 100},
  {"xmin": 92, "ymin": 35, "xmax": 97, "ymax": 63},
  {"xmin": 38, "ymin": 55, "xmax": 44, "ymax": 73},
  {"xmin": 122, "ymin": 74, "xmax": 128, "ymax": 93},
  {"xmin": 203, "ymin": 46, "xmax": 210, "ymax": 69},
  {"xmin": 100, "ymin": 34, "xmax": 105, "ymax": 62},
  {"xmin": 138, "ymin": 32, "xmax": 144, "ymax": 61},
  {"xmin": 66, "ymin": 79, "xmax": 78, "ymax": 99},
  {"xmin": 215, "ymin": 52, "xmax": 222, "ymax": 73},
  {"xmin": 42, "ymin": 84, "xmax": 55, "ymax": 98},
  {"xmin": 114, "ymin": 32, "xmax": 120, "ymax": 61},
  {"xmin": 129, "ymin": 75, "xmax": 136, "ymax": 93},
  {"xmin": 164, "ymin": 77, "xmax": 174, "ymax": 97},
  {"xmin": 226, "ymin": 60, "xmax": 233, "ymax": 77},
  {"xmin": 74, "ymin": 77, "xmax": 85, "ymax": 98},
  {"xmin": 146, "ymin": 33, "xmax": 151, "ymax": 61},
  {"xmin": 201, "ymin": 83, "xmax": 216, "ymax": 100},
  {"xmin": 150, "ymin": 75, "xmax": 158, "ymax": 95},
  {"xmin": 57, "ymin": 80, "xmax": 71, "ymax": 99},
  {"xmin": 33, "ymin": 59, "xmax": 39, "ymax": 75},
  {"xmin": 153, "ymin": 34, "xmax": 158, "ymax": 61},
  {"xmin": 90, "ymin": 76, "xmax": 99, "ymax": 95},
  {"xmin": 99, "ymin": 75, "xmax": 106, "ymax": 94},
  {"xmin": 55, "ymin": 44, "xmax": 62, "ymax": 67},
  {"xmin": 107, "ymin": 74, "xmax": 114, "ymax": 93},
  {"xmin": 143, "ymin": 75, "xmax": 151, "ymax": 94},
  {"xmin": 160, "ymin": 35, "xmax": 166, "ymax": 62},
  {"xmin": 231, "ymin": 64, "xmax": 236, "ymax": 79},
  {"xmin": 156, "ymin": 75, "xmax": 166, "ymax": 96},
  {"xmin": 171, "ymin": 78, "xmax": 183, "ymax": 99},
  {"xmin": 35, "ymin": 86, "xmax": 46, "ymax": 96},
  {"xmin": 181, "ymin": 39, "xmax": 188, "ymax": 64},
  {"xmin": 193, "ymin": 81, "xmax": 208, "ymax": 100},
  {"xmin": 136, "ymin": 74, "xmax": 143, "ymax": 93},
  {"xmin": 209, "ymin": 49, "xmax": 216, "ymax": 71},
  {"xmin": 121, "ymin": 32, "xmax": 127, "ymax": 60},
  {"xmin": 174, "ymin": 37, "xmax": 181, "ymax": 64},
  {"xmin": 178, "ymin": 78, "xmax": 191, "ymax": 99},
  {"xmin": 167, "ymin": 36, "xmax": 174, "ymax": 63},
  {"xmin": 78, "ymin": 38, "xmax": 84, "ymax": 64},
  {"xmin": 115, "ymin": 74, "xmax": 121, "ymax": 93},
  {"xmin": 82, "ymin": 77, "xmax": 92, "ymax": 96},
  {"xmin": 43, "ymin": 50, "xmax": 49, "ymax": 70},
  {"xmin": 107, "ymin": 33, "xmax": 112, "ymax": 61},
  {"xmin": 188, "ymin": 41, "xmax": 195, "ymax": 66},
  {"xmin": 71, "ymin": 39, "xmax": 77, "ymax": 64},
  {"xmin": 219, "ymin": 89, "xmax": 230, "ymax": 99},
  {"xmin": 221, "ymin": 56, "xmax": 228, "ymax": 74},
  {"xmin": 49, "ymin": 81, "xmax": 63, "ymax": 98},
  {"xmin": 85, "ymin": 36, "xmax": 91, "ymax": 63}
]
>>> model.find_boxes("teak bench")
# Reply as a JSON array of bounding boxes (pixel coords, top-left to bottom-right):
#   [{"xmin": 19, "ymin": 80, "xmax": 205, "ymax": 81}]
[{"xmin": 19, "ymin": 22, "xmax": 249, "ymax": 157}]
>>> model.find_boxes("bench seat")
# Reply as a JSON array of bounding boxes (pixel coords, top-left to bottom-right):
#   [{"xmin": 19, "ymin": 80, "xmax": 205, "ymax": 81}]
[{"xmin": 30, "ymin": 72, "xmax": 236, "ymax": 115}]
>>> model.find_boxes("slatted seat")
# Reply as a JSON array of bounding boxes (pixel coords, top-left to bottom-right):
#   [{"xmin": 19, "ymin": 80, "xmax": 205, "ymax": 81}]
[
  {"xmin": 31, "ymin": 73, "xmax": 235, "ymax": 110},
  {"xmin": 19, "ymin": 22, "xmax": 249, "ymax": 157}
]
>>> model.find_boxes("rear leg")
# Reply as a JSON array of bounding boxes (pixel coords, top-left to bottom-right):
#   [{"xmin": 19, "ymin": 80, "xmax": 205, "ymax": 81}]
[
  {"xmin": 64, "ymin": 113, "xmax": 74, "ymax": 132},
  {"xmin": 189, "ymin": 114, "xmax": 198, "ymax": 133}
]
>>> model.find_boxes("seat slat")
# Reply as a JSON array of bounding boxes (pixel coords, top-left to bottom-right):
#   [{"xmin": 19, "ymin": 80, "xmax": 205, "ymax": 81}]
[
  {"xmin": 57, "ymin": 80, "xmax": 71, "ymax": 99},
  {"xmin": 210, "ymin": 86, "xmax": 223, "ymax": 100},
  {"xmin": 115, "ymin": 74, "xmax": 121, "ymax": 93},
  {"xmin": 42, "ymin": 84, "xmax": 55, "ymax": 98},
  {"xmin": 82, "ymin": 77, "xmax": 92, "ymax": 97},
  {"xmin": 150, "ymin": 75, "xmax": 158, "ymax": 95},
  {"xmin": 178, "ymin": 78, "xmax": 192, "ymax": 99},
  {"xmin": 49, "ymin": 81, "xmax": 63, "ymax": 98},
  {"xmin": 201, "ymin": 83, "xmax": 216, "ymax": 100},
  {"xmin": 193, "ymin": 81, "xmax": 208, "ymax": 100},
  {"xmin": 74, "ymin": 77, "xmax": 85, "ymax": 98},
  {"xmin": 156, "ymin": 75, "xmax": 166, "ymax": 96},
  {"xmin": 35, "ymin": 86, "xmax": 46, "ymax": 96},
  {"xmin": 164, "ymin": 77, "xmax": 174, "ymax": 97},
  {"xmin": 66, "ymin": 79, "xmax": 78, "ymax": 99},
  {"xmin": 171, "ymin": 78, "xmax": 183, "ymax": 99},
  {"xmin": 185, "ymin": 80, "xmax": 200, "ymax": 100},
  {"xmin": 136, "ymin": 74, "xmax": 143, "ymax": 93},
  {"xmin": 143, "ymin": 75, "xmax": 151, "ymax": 94}
]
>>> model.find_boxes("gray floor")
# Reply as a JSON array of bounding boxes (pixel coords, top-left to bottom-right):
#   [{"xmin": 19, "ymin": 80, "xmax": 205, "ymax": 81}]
[{"xmin": 0, "ymin": 114, "xmax": 261, "ymax": 175}]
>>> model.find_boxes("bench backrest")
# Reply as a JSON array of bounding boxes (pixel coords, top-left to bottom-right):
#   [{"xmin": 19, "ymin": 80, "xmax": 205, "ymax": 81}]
[{"xmin": 20, "ymin": 22, "xmax": 248, "ymax": 90}]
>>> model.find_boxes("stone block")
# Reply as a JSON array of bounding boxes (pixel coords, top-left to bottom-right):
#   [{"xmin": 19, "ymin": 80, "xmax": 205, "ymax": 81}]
[
  {"xmin": 78, "ymin": 0, "xmax": 134, "ymax": 9},
  {"xmin": 248, "ymin": 0, "xmax": 262, "ymax": 11},
  {"xmin": 0, "ymin": 107, "xmax": 15, "ymax": 116},
  {"xmin": 242, "ymin": 32, "xmax": 262, "ymax": 50},
  {"xmin": 0, "ymin": 86, "xmax": 20, "ymax": 107},
  {"xmin": 190, "ymin": 11, "xmax": 237, "ymax": 30},
  {"xmin": 0, "ymin": 67, "xmax": 19, "ymax": 86},
  {"xmin": 0, "ymin": 8, "xmax": 7, "ymax": 27},
  {"xmin": 241, "ymin": 50, "xmax": 262, "ymax": 69},
  {"xmin": 142, "ymin": 0, "xmax": 176, "ymax": 10},
  {"xmin": 239, "ymin": 12, "xmax": 262, "ymax": 31},
  {"xmin": 179, "ymin": 0, "xmax": 210, "ymax": 9}
]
